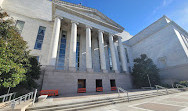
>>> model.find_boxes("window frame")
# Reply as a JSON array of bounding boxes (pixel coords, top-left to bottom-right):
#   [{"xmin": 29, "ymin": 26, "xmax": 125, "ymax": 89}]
[
  {"xmin": 34, "ymin": 26, "xmax": 46, "ymax": 50},
  {"xmin": 15, "ymin": 20, "xmax": 25, "ymax": 34}
]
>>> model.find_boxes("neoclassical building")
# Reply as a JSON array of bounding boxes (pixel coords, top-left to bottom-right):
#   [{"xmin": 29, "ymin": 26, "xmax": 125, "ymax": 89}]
[
  {"xmin": 0, "ymin": 0, "xmax": 132, "ymax": 95},
  {"xmin": 0, "ymin": 0, "xmax": 187, "ymax": 95}
]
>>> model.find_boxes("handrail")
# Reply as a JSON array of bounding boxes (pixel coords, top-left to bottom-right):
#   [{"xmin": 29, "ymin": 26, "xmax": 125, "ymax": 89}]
[
  {"xmin": 155, "ymin": 85, "xmax": 168, "ymax": 94},
  {"xmin": 176, "ymin": 84, "xmax": 186, "ymax": 89},
  {"xmin": 117, "ymin": 87, "xmax": 129, "ymax": 102},
  {"xmin": 9, "ymin": 89, "xmax": 37, "ymax": 110},
  {"xmin": 0, "ymin": 93, "xmax": 16, "ymax": 103}
]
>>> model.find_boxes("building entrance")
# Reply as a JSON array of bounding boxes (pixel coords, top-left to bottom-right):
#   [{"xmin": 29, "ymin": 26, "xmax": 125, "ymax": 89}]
[
  {"xmin": 110, "ymin": 79, "xmax": 116, "ymax": 91},
  {"xmin": 78, "ymin": 79, "xmax": 86, "ymax": 93},
  {"xmin": 96, "ymin": 79, "xmax": 103, "ymax": 92}
]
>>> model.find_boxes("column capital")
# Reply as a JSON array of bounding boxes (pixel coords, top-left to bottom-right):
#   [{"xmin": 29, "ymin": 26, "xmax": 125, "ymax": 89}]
[
  {"xmin": 85, "ymin": 25, "xmax": 92, "ymax": 29},
  {"xmin": 109, "ymin": 33, "xmax": 115, "ymax": 37},
  {"xmin": 98, "ymin": 30, "xmax": 104, "ymax": 33},
  {"xmin": 53, "ymin": 15, "xmax": 63, "ymax": 20},
  {"xmin": 71, "ymin": 20, "xmax": 79, "ymax": 25}
]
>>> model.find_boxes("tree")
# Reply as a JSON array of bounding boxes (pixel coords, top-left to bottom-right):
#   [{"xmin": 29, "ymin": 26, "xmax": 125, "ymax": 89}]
[
  {"xmin": 131, "ymin": 54, "xmax": 160, "ymax": 88},
  {"xmin": 19, "ymin": 57, "xmax": 41, "ymax": 90},
  {"xmin": 0, "ymin": 10, "xmax": 40, "ymax": 91}
]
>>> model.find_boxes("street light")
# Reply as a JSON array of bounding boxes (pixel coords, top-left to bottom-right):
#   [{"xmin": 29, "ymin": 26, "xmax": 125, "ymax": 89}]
[{"xmin": 147, "ymin": 74, "xmax": 152, "ymax": 88}]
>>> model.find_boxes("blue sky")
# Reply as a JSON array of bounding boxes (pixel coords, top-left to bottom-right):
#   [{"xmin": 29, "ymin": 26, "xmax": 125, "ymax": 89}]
[{"xmin": 61, "ymin": 0, "xmax": 188, "ymax": 36}]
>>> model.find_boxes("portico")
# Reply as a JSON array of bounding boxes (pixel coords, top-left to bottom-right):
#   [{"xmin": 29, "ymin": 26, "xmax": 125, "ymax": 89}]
[
  {"xmin": 40, "ymin": 0, "xmax": 133, "ymax": 95},
  {"xmin": 49, "ymin": 16, "xmax": 128, "ymax": 73}
]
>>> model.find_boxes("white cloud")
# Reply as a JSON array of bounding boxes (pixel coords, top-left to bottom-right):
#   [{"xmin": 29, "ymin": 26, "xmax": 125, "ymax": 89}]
[
  {"xmin": 162, "ymin": 0, "xmax": 173, "ymax": 7},
  {"xmin": 153, "ymin": 0, "xmax": 173, "ymax": 15}
]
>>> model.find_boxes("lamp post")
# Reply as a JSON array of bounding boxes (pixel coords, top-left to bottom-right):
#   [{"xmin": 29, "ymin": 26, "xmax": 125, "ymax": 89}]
[{"xmin": 147, "ymin": 74, "xmax": 152, "ymax": 88}]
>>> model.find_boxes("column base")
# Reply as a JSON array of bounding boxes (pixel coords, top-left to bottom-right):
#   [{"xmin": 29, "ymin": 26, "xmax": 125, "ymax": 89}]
[
  {"xmin": 87, "ymin": 68, "xmax": 93, "ymax": 73},
  {"xmin": 69, "ymin": 67, "xmax": 77, "ymax": 72},
  {"xmin": 101, "ymin": 69, "xmax": 108, "ymax": 73}
]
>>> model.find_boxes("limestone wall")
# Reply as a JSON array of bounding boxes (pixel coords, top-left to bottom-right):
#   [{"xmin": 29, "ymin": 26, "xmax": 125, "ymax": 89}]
[
  {"xmin": 160, "ymin": 64, "xmax": 188, "ymax": 84},
  {"xmin": 2, "ymin": 0, "xmax": 52, "ymax": 21},
  {"xmin": 42, "ymin": 69, "xmax": 132, "ymax": 95},
  {"xmin": 131, "ymin": 24, "xmax": 188, "ymax": 68},
  {"xmin": 130, "ymin": 23, "xmax": 188, "ymax": 84},
  {"xmin": 0, "ymin": 0, "xmax": 4, "ymax": 7},
  {"xmin": 5, "ymin": 11, "xmax": 53, "ymax": 65},
  {"xmin": 128, "ymin": 17, "xmax": 170, "ymax": 45}
]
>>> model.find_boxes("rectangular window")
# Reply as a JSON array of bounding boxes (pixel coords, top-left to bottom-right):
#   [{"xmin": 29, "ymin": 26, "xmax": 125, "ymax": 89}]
[
  {"xmin": 117, "ymin": 46, "xmax": 123, "ymax": 72},
  {"xmin": 110, "ymin": 79, "xmax": 116, "ymax": 87},
  {"xmin": 125, "ymin": 48, "xmax": 130, "ymax": 63},
  {"xmin": 56, "ymin": 31, "xmax": 67, "ymax": 70},
  {"xmin": 108, "ymin": 46, "xmax": 112, "ymax": 70},
  {"xmin": 34, "ymin": 26, "xmax": 46, "ymax": 50},
  {"xmin": 15, "ymin": 20, "xmax": 25, "ymax": 34},
  {"xmin": 78, "ymin": 79, "xmax": 86, "ymax": 93},
  {"xmin": 76, "ymin": 34, "xmax": 80, "ymax": 70}
]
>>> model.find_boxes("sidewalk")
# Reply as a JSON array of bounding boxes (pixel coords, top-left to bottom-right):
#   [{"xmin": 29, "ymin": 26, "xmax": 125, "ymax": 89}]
[
  {"xmin": 82, "ymin": 91, "xmax": 188, "ymax": 111},
  {"xmin": 32, "ymin": 89, "xmax": 161, "ymax": 108}
]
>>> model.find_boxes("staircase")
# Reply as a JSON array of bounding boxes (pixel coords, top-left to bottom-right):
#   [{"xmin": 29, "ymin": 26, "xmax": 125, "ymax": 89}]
[{"xmin": 27, "ymin": 88, "xmax": 184, "ymax": 111}]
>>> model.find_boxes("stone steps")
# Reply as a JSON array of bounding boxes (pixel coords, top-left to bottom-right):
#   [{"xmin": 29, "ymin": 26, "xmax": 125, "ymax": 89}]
[{"xmin": 27, "ymin": 89, "xmax": 181, "ymax": 111}]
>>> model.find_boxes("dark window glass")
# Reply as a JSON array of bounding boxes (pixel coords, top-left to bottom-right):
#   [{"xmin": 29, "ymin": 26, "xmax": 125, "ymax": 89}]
[
  {"xmin": 117, "ymin": 46, "xmax": 123, "ymax": 72},
  {"xmin": 15, "ymin": 20, "xmax": 25, "ymax": 34},
  {"xmin": 56, "ymin": 31, "xmax": 67, "ymax": 70},
  {"xmin": 108, "ymin": 46, "xmax": 112, "ymax": 70},
  {"xmin": 125, "ymin": 48, "xmax": 130, "ymax": 63},
  {"xmin": 34, "ymin": 26, "xmax": 46, "ymax": 50},
  {"xmin": 76, "ymin": 34, "xmax": 80, "ymax": 69}
]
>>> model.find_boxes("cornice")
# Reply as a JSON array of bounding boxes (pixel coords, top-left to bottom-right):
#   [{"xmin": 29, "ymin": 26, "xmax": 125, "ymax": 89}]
[{"xmin": 52, "ymin": 0, "xmax": 124, "ymax": 31}]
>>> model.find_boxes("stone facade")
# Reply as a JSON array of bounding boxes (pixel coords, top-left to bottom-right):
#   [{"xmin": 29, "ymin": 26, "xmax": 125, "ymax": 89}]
[
  {"xmin": 125, "ymin": 16, "xmax": 188, "ymax": 84},
  {"xmin": 1, "ymin": 0, "xmax": 187, "ymax": 94},
  {"xmin": 0, "ymin": 0, "xmax": 132, "ymax": 95}
]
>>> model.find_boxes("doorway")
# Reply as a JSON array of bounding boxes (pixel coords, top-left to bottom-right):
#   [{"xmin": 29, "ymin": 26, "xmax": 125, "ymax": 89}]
[
  {"xmin": 110, "ymin": 79, "xmax": 116, "ymax": 91},
  {"xmin": 96, "ymin": 79, "xmax": 103, "ymax": 92},
  {"xmin": 78, "ymin": 79, "xmax": 86, "ymax": 93}
]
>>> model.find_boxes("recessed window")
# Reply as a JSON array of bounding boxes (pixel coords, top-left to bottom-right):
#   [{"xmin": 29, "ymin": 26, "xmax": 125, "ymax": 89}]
[
  {"xmin": 34, "ymin": 26, "xmax": 46, "ymax": 50},
  {"xmin": 117, "ymin": 46, "xmax": 123, "ymax": 72},
  {"xmin": 108, "ymin": 46, "xmax": 112, "ymax": 70},
  {"xmin": 125, "ymin": 48, "xmax": 130, "ymax": 63},
  {"xmin": 15, "ymin": 20, "xmax": 25, "ymax": 34},
  {"xmin": 56, "ymin": 31, "xmax": 67, "ymax": 70},
  {"xmin": 76, "ymin": 34, "xmax": 80, "ymax": 70}
]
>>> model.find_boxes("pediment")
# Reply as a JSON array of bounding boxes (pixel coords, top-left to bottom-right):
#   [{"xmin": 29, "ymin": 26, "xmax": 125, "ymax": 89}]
[{"xmin": 52, "ymin": 0, "xmax": 124, "ymax": 31}]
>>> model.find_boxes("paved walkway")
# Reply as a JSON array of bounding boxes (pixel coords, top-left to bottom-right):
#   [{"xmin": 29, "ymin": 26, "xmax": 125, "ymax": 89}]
[
  {"xmin": 81, "ymin": 91, "xmax": 188, "ymax": 111},
  {"xmin": 33, "ymin": 89, "xmax": 161, "ymax": 108}
]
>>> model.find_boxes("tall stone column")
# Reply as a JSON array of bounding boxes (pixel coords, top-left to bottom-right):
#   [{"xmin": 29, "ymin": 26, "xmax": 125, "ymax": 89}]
[
  {"xmin": 109, "ymin": 34, "xmax": 119, "ymax": 73},
  {"xmin": 118, "ymin": 37, "xmax": 129, "ymax": 73},
  {"xmin": 69, "ymin": 21, "xmax": 79, "ymax": 72},
  {"xmin": 98, "ymin": 30, "xmax": 107, "ymax": 73},
  {"xmin": 50, "ymin": 17, "xmax": 61, "ymax": 66},
  {"xmin": 86, "ymin": 25, "xmax": 93, "ymax": 72}
]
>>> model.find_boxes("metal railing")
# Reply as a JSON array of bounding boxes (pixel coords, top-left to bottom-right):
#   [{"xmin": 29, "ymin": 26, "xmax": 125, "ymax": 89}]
[
  {"xmin": 117, "ymin": 87, "xmax": 129, "ymax": 102},
  {"xmin": 10, "ymin": 89, "xmax": 37, "ymax": 109},
  {"xmin": 0, "ymin": 92, "xmax": 16, "ymax": 103},
  {"xmin": 176, "ymin": 84, "xmax": 187, "ymax": 89},
  {"xmin": 155, "ymin": 85, "xmax": 168, "ymax": 94}
]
